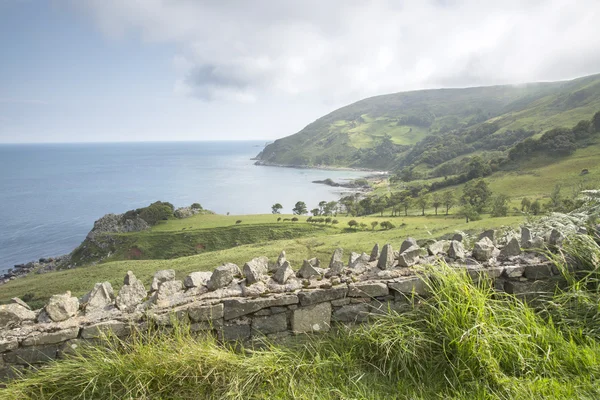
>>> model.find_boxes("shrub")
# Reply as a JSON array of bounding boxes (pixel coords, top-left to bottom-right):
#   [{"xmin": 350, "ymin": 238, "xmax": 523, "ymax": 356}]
[
  {"xmin": 190, "ymin": 203, "xmax": 203, "ymax": 210},
  {"xmin": 331, "ymin": 219, "xmax": 339, "ymax": 225},
  {"xmin": 291, "ymin": 217, "xmax": 298, "ymax": 222},
  {"xmin": 235, "ymin": 220, "xmax": 242, "ymax": 224},
  {"xmin": 348, "ymin": 220, "xmax": 358, "ymax": 229}
]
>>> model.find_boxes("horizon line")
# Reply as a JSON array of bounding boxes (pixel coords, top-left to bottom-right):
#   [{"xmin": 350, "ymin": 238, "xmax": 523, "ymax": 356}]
[{"xmin": 0, "ymin": 139, "xmax": 271, "ymax": 145}]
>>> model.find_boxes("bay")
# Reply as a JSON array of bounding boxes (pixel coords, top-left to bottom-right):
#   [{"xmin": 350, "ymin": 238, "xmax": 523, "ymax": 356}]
[{"xmin": 0, "ymin": 141, "xmax": 368, "ymax": 272}]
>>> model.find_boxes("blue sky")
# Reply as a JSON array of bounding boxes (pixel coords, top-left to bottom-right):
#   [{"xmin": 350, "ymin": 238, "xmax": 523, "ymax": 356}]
[{"xmin": 1, "ymin": 0, "xmax": 600, "ymax": 143}]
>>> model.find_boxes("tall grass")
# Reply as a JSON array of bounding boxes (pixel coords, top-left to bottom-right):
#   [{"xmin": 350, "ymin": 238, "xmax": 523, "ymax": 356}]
[{"xmin": 5, "ymin": 239, "xmax": 600, "ymax": 399}]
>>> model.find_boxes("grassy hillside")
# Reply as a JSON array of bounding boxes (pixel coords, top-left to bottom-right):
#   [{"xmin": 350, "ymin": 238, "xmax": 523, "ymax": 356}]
[{"xmin": 256, "ymin": 73, "xmax": 600, "ymax": 171}]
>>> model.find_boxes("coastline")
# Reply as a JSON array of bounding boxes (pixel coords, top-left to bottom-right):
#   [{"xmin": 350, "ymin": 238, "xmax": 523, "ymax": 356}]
[{"xmin": 252, "ymin": 159, "xmax": 389, "ymax": 175}]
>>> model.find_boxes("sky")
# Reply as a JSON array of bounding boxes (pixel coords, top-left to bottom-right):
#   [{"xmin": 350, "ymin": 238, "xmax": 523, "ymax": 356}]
[{"xmin": 1, "ymin": 0, "xmax": 600, "ymax": 143}]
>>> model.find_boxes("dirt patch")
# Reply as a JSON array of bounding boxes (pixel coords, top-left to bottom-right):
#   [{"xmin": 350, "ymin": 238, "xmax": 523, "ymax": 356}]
[{"xmin": 127, "ymin": 247, "xmax": 143, "ymax": 259}]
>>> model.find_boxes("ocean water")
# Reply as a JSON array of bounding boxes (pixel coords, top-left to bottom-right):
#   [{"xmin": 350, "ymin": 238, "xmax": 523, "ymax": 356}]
[{"xmin": 0, "ymin": 141, "xmax": 369, "ymax": 272}]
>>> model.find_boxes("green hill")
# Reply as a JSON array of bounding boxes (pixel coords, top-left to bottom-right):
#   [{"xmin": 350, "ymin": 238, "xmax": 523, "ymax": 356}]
[{"xmin": 255, "ymin": 73, "xmax": 600, "ymax": 171}]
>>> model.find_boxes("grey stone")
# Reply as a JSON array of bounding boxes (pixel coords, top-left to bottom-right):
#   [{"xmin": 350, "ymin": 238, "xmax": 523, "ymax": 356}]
[
  {"xmin": 22, "ymin": 327, "xmax": 80, "ymax": 346},
  {"xmin": 223, "ymin": 296, "xmax": 298, "ymax": 320},
  {"xmin": 525, "ymin": 236, "xmax": 545, "ymax": 249},
  {"xmin": 307, "ymin": 257, "xmax": 320, "ymax": 269},
  {"xmin": 524, "ymin": 264, "xmax": 554, "ymax": 280},
  {"xmin": 369, "ymin": 243, "xmax": 380, "ymax": 261},
  {"xmin": 349, "ymin": 252, "xmax": 370, "ymax": 268},
  {"xmin": 377, "ymin": 244, "xmax": 394, "ymax": 270},
  {"xmin": 273, "ymin": 261, "xmax": 294, "ymax": 284},
  {"xmin": 398, "ymin": 245, "xmax": 421, "ymax": 267},
  {"xmin": 472, "ymin": 237, "xmax": 496, "ymax": 261},
  {"xmin": 292, "ymin": 302, "xmax": 332, "ymax": 334},
  {"xmin": 448, "ymin": 240, "xmax": 465, "ymax": 259},
  {"xmin": 45, "ymin": 291, "xmax": 79, "ymax": 322},
  {"xmin": 427, "ymin": 241, "xmax": 445, "ymax": 256},
  {"xmin": 243, "ymin": 257, "xmax": 269, "ymax": 285},
  {"xmin": 297, "ymin": 260, "xmax": 320, "ymax": 279},
  {"xmin": 150, "ymin": 269, "xmax": 176, "ymax": 291},
  {"xmin": 253, "ymin": 313, "xmax": 287, "ymax": 335},
  {"xmin": 10, "ymin": 298, "xmax": 31, "ymax": 310},
  {"xmin": 0, "ymin": 303, "xmax": 36, "ymax": 328},
  {"xmin": 123, "ymin": 270, "xmax": 137, "ymax": 285},
  {"xmin": 400, "ymin": 237, "xmax": 418, "ymax": 253},
  {"xmin": 388, "ymin": 276, "xmax": 429, "ymax": 296},
  {"xmin": 83, "ymin": 282, "xmax": 114, "ymax": 313},
  {"xmin": 348, "ymin": 282, "xmax": 389, "ymax": 297},
  {"xmin": 478, "ymin": 229, "xmax": 496, "ymax": 244},
  {"xmin": 156, "ymin": 280, "xmax": 184, "ymax": 304},
  {"xmin": 3, "ymin": 345, "xmax": 58, "ymax": 365},
  {"xmin": 520, "ymin": 227, "xmax": 532, "ymax": 244},
  {"xmin": 452, "ymin": 233, "xmax": 464, "ymax": 242},
  {"xmin": 549, "ymin": 229, "xmax": 565, "ymax": 247},
  {"xmin": 220, "ymin": 320, "xmax": 251, "ymax": 341},
  {"xmin": 298, "ymin": 287, "xmax": 347, "ymax": 306},
  {"xmin": 270, "ymin": 251, "xmax": 286, "ymax": 273},
  {"xmin": 184, "ymin": 271, "xmax": 212, "ymax": 288},
  {"xmin": 499, "ymin": 238, "xmax": 521, "ymax": 259},
  {"xmin": 328, "ymin": 248, "xmax": 344, "ymax": 276},
  {"xmin": 503, "ymin": 265, "xmax": 526, "ymax": 278},
  {"xmin": 207, "ymin": 263, "xmax": 241, "ymax": 291},
  {"xmin": 116, "ymin": 277, "xmax": 147, "ymax": 311},
  {"xmin": 0, "ymin": 338, "xmax": 18, "ymax": 353},
  {"xmin": 81, "ymin": 321, "xmax": 130, "ymax": 339},
  {"xmin": 188, "ymin": 303, "xmax": 224, "ymax": 322},
  {"xmin": 332, "ymin": 303, "xmax": 370, "ymax": 323}
]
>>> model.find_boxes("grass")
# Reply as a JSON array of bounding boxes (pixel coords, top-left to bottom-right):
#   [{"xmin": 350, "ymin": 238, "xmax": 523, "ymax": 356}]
[{"xmin": 5, "ymin": 236, "xmax": 600, "ymax": 399}]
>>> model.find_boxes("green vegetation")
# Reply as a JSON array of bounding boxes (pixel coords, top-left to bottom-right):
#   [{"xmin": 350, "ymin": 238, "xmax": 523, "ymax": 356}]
[{"xmin": 6, "ymin": 236, "xmax": 600, "ymax": 399}]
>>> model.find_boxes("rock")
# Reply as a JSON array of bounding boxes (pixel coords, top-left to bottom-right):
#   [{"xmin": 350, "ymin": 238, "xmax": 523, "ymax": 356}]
[
  {"xmin": 150, "ymin": 269, "xmax": 176, "ymax": 291},
  {"xmin": 292, "ymin": 302, "xmax": 331, "ymax": 333},
  {"xmin": 10, "ymin": 298, "xmax": 31, "ymax": 310},
  {"xmin": 472, "ymin": 237, "xmax": 496, "ymax": 261},
  {"xmin": 398, "ymin": 245, "xmax": 421, "ymax": 267},
  {"xmin": 328, "ymin": 248, "xmax": 344, "ymax": 276},
  {"xmin": 503, "ymin": 265, "xmax": 525, "ymax": 278},
  {"xmin": 45, "ymin": 292, "xmax": 79, "ymax": 322},
  {"xmin": 173, "ymin": 206, "xmax": 201, "ymax": 219},
  {"xmin": 348, "ymin": 252, "xmax": 361, "ymax": 266},
  {"xmin": 400, "ymin": 238, "xmax": 418, "ymax": 253},
  {"xmin": 220, "ymin": 321, "xmax": 251, "ymax": 341},
  {"xmin": 81, "ymin": 321, "xmax": 130, "ymax": 339},
  {"xmin": 184, "ymin": 271, "xmax": 212, "ymax": 288},
  {"xmin": 332, "ymin": 303, "xmax": 370, "ymax": 323},
  {"xmin": 0, "ymin": 303, "xmax": 36, "ymax": 328},
  {"xmin": 297, "ymin": 260, "xmax": 320, "ymax": 279},
  {"xmin": 207, "ymin": 263, "xmax": 241, "ymax": 291},
  {"xmin": 307, "ymin": 257, "xmax": 320, "ymax": 269},
  {"xmin": 478, "ymin": 230, "xmax": 496, "ymax": 244},
  {"xmin": 223, "ymin": 296, "xmax": 298, "ymax": 320},
  {"xmin": 273, "ymin": 261, "xmax": 294, "ymax": 284},
  {"xmin": 22, "ymin": 327, "xmax": 80, "ymax": 346},
  {"xmin": 188, "ymin": 303, "xmax": 224, "ymax": 322},
  {"xmin": 520, "ymin": 227, "xmax": 532, "ymax": 244},
  {"xmin": 253, "ymin": 313, "xmax": 287, "ymax": 335},
  {"xmin": 388, "ymin": 276, "xmax": 430, "ymax": 296},
  {"xmin": 452, "ymin": 233, "xmax": 464, "ymax": 242},
  {"xmin": 548, "ymin": 229, "xmax": 565, "ymax": 247},
  {"xmin": 448, "ymin": 240, "xmax": 465, "ymax": 259},
  {"xmin": 0, "ymin": 338, "xmax": 18, "ymax": 352},
  {"xmin": 499, "ymin": 238, "xmax": 521, "ymax": 259},
  {"xmin": 116, "ymin": 272, "xmax": 147, "ymax": 311},
  {"xmin": 82, "ymin": 282, "xmax": 114, "ymax": 313},
  {"xmin": 243, "ymin": 257, "xmax": 269, "ymax": 285},
  {"xmin": 270, "ymin": 251, "xmax": 286, "ymax": 273},
  {"xmin": 348, "ymin": 282, "xmax": 389, "ymax": 297},
  {"xmin": 3, "ymin": 345, "xmax": 58, "ymax": 365},
  {"xmin": 427, "ymin": 241, "xmax": 445, "ymax": 256},
  {"xmin": 377, "ymin": 244, "xmax": 394, "ymax": 270},
  {"xmin": 524, "ymin": 263, "xmax": 554, "ymax": 280},
  {"xmin": 369, "ymin": 243, "xmax": 380, "ymax": 261},
  {"xmin": 298, "ymin": 287, "xmax": 347, "ymax": 306},
  {"xmin": 525, "ymin": 236, "xmax": 545, "ymax": 249},
  {"xmin": 349, "ymin": 252, "xmax": 370, "ymax": 268},
  {"xmin": 155, "ymin": 280, "xmax": 184, "ymax": 304}
]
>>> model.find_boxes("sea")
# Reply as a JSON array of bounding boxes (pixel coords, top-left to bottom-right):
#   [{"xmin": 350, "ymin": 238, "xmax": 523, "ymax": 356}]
[{"xmin": 0, "ymin": 141, "xmax": 370, "ymax": 273}]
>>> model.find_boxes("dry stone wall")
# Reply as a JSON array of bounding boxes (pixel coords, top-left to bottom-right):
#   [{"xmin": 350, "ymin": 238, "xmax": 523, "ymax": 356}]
[{"xmin": 0, "ymin": 224, "xmax": 582, "ymax": 381}]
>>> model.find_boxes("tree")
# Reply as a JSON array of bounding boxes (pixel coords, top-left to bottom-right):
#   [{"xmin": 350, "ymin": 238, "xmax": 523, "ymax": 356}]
[
  {"xmin": 466, "ymin": 156, "xmax": 491, "ymax": 180},
  {"xmin": 592, "ymin": 110, "xmax": 600, "ymax": 133},
  {"xmin": 359, "ymin": 222, "xmax": 368, "ymax": 230},
  {"xmin": 291, "ymin": 217, "xmax": 298, "ymax": 222},
  {"xmin": 491, "ymin": 194, "xmax": 509, "ymax": 217},
  {"xmin": 442, "ymin": 191, "xmax": 455, "ymax": 215},
  {"xmin": 530, "ymin": 200, "xmax": 541, "ymax": 215},
  {"xmin": 325, "ymin": 217, "xmax": 332, "ymax": 224},
  {"xmin": 432, "ymin": 193, "xmax": 442, "ymax": 216},
  {"xmin": 373, "ymin": 196, "xmax": 387, "ymax": 216},
  {"xmin": 521, "ymin": 197, "xmax": 531, "ymax": 212},
  {"xmin": 549, "ymin": 184, "xmax": 562, "ymax": 210},
  {"xmin": 292, "ymin": 201, "xmax": 308, "ymax": 215},
  {"xmin": 371, "ymin": 221, "xmax": 379, "ymax": 230},
  {"xmin": 399, "ymin": 192, "xmax": 413, "ymax": 216},
  {"xmin": 318, "ymin": 201, "xmax": 327, "ymax": 215},
  {"xmin": 311, "ymin": 208, "xmax": 320, "ymax": 217},
  {"xmin": 462, "ymin": 179, "xmax": 492, "ymax": 212},
  {"xmin": 340, "ymin": 196, "xmax": 355, "ymax": 216},
  {"xmin": 348, "ymin": 220, "xmax": 358, "ymax": 229},
  {"xmin": 415, "ymin": 191, "xmax": 430, "ymax": 216},
  {"xmin": 332, "ymin": 219, "xmax": 339, "ymax": 225},
  {"xmin": 458, "ymin": 204, "xmax": 480, "ymax": 223},
  {"xmin": 271, "ymin": 203, "xmax": 283, "ymax": 214},
  {"xmin": 191, "ymin": 203, "xmax": 203, "ymax": 210},
  {"xmin": 324, "ymin": 201, "xmax": 338, "ymax": 216}
]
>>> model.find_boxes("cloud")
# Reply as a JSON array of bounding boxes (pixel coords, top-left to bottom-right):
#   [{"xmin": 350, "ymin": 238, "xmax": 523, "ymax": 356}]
[{"xmin": 73, "ymin": 0, "xmax": 600, "ymax": 104}]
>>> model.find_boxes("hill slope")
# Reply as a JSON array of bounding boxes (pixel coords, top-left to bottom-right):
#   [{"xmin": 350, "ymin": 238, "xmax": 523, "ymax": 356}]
[{"xmin": 255, "ymin": 73, "xmax": 600, "ymax": 171}]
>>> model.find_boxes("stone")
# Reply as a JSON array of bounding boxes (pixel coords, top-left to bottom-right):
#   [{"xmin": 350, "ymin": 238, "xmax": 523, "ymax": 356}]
[
  {"xmin": 150, "ymin": 269, "xmax": 176, "ymax": 291},
  {"xmin": 307, "ymin": 257, "xmax": 320, "ymax": 269},
  {"xmin": 10, "ymin": 298, "xmax": 31, "ymax": 310},
  {"xmin": 0, "ymin": 303, "xmax": 36, "ymax": 328},
  {"xmin": 116, "ymin": 276, "xmax": 147, "ymax": 311},
  {"xmin": 452, "ymin": 233, "xmax": 464, "ymax": 242},
  {"xmin": 448, "ymin": 240, "xmax": 465, "ymax": 259},
  {"xmin": 207, "ymin": 263, "xmax": 241, "ymax": 291},
  {"xmin": 520, "ymin": 227, "xmax": 532, "ymax": 244},
  {"xmin": 388, "ymin": 276, "xmax": 430, "ymax": 296},
  {"xmin": 81, "ymin": 321, "xmax": 130, "ymax": 339},
  {"xmin": 377, "ymin": 244, "xmax": 394, "ymax": 270},
  {"xmin": 244, "ymin": 257, "xmax": 269, "ymax": 285},
  {"xmin": 297, "ymin": 260, "xmax": 320, "ymax": 279},
  {"xmin": 83, "ymin": 282, "xmax": 114, "ymax": 313},
  {"xmin": 3, "ymin": 345, "xmax": 58, "ymax": 365},
  {"xmin": 292, "ymin": 302, "xmax": 332, "ymax": 334},
  {"xmin": 328, "ymin": 248, "xmax": 344, "ymax": 276},
  {"xmin": 400, "ymin": 237, "xmax": 418, "ymax": 253},
  {"xmin": 348, "ymin": 282, "xmax": 389, "ymax": 298},
  {"xmin": 22, "ymin": 327, "xmax": 80, "ymax": 346},
  {"xmin": 472, "ymin": 237, "xmax": 496, "ymax": 262},
  {"xmin": 332, "ymin": 303, "xmax": 370, "ymax": 323},
  {"xmin": 220, "ymin": 321, "xmax": 251, "ymax": 341},
  {"xmin": 273, "ymin": 261, "xmax": 294, "ymax": 284},
  {"xmin": 298, "ymin": 287, "xmax": 347, "ymax": 306},
  {"xmin": 478, "ymin": 230, "xmax": 496, "ymax": 244},
  {"xmin": 548, "ymin": 229, "xmax": 565, "ymax": 247},
  {"xmin": 499, "ymin": 238, "xmax": 521, "ymax": 259},
  {"xmin": 369, "ymin": 243, "xmax": 380, "ymax": 261},
  {"xmin": 524, "ymin": 264, "xmax": 554, "ymax": 280},
  {"xmin": 188, "ymin": 303, "xmax": 224, "ymax": 322},
  {"xmin": 0, "ymin": 339, "xmax": 18, "ymax": 353},
  {"xmin": 155, "ymin": 280, "xmax": 184, "ymax": 304},
  {"xmin": 184, "ymin": 271, "xmax": 212, "ymax": 288},
  {"xmin": 270, "ymin": 251, "xmax": 286, "ymax": 273},
  {"xmin": 525, "ymin": 236, "xmax": 545, "ymax": 249},
  {"xmin": 45, "ymin": 291, "xmax": 79, "ymax": 322},
  {"xmin": 397, "ymin": 245, "xmax": 421, "ymax": 267},
  {"xmin": 427, "ymin": 241, "xmax": 445, "ymax": 256},
  {"xmin": 503, "ymin": 265, "xmax": 526, "ymax": 278},
  {"xmin": 223, "ymin": 296, "xmax": 299, "ymax": 320},
  {"xmin": 253, "ymin": 313, "xmax": 287, "ymax": 335}
]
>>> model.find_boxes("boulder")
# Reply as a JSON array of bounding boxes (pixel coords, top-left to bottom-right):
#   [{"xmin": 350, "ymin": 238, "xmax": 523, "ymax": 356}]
[
  {"xmin": 349, "ymin": 252, "xmax": 370, "ymax": 268},
  {"xmin": 400, "ymin": 237, "xmax": 418, "ymax": 253},
  {"xmin": 499, "ymin": 238, "xmax": 521, "ymax": 259},
  {"xmin": 243, "ymin": 257, "xmax": 269, "ymax": 285},
  {"xmin": 207, "ymin": 263, "xmax": 241, "ymax": 291},
  {"xmin": 269, "ymin": 251, "xmax": 286, "ymax": 273},
  {"xmin": 116, "ymin": 271, "xmax": 147, "ymax": 311},
  {"xmin": 11, "ymin": 297, "xmax": 31, "ymax": 310},
  {"xmin": 297, "ymin": 260, "xmax": 320, "ymax": 279},
  {"xmin": 82, "ymin": 282, "xmax": 114, "ymax": 313},
  {"xmin": 478, "ymin": 230, "xmax": 496, "ymax": 244},
  {"xmin": 427, "ymin": 241, "xmax": 445, "ymax": 256},
  {"xmin": 150, "ymin": 269, "xmax": 176, "ymax": 291},
  {"xmin": 184, "ymin": 271, "xmax": 212, "ymax": 288},
  {"xmin": 369, "ymin": 243, "xmax": 380, "ymax": 261},
  {"xmin": 452, "ymin": 233, "xmax": 464, "ymax": 242},
  {"xmin": 273, "ymin": 261, "xmax": 294, "ymax": 284},
  {"xmin": 448, "ymin": 240, "xmax": 465, "ymax": 259},
  {"xmin": 472, "ymin": 237, "xmax": 496, "ymax": 261},
  {"xmin": 292, "ymin": 302, "xmax": 332, "ymax": 333},
  {"xmin": 328, "ymin": 248, "xmax": 344, "ymax": 276},
  {"xmin": 377, "ymin": 244, "xmax": 394, "ymax": 270},
  {"xmin": 307, "ymin": 257, "xmax": 320, "ymax": 269},
  {"xmin": 45, "ymin": 291, "xmax": 79, "ymax": 322},
  {"xmin": 398, "ymin": 245, "xmax": 421, "ymax": 267},
  {"xmin": 525, "ymin": 236, "xmax": 545, "ymax": 249},
  {"xmin": 155, "ymin": 280, "xmax": 184, "ymax": 304},
  {"xmin": 548, "ymin": 229, "xmax": 565, "ymax": 247},
  {"xmin": 0, "ymin": 303, "xmax": 36, "ymax": 328},
  {"xmin": 520, "ymin": 227, "xmax": 532, "ymax": 244}
]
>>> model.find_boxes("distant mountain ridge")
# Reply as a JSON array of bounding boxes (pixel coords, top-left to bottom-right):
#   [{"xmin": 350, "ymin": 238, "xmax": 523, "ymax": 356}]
[{"xmin": 255, "ymin": 73, "xmax": 600, "ymax": 171}]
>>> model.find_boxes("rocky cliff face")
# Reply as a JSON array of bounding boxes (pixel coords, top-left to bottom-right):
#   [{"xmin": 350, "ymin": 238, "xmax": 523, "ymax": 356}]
[{"xmin": 86, "ymin": 214, "xmax": 151, "ymax": 240}]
